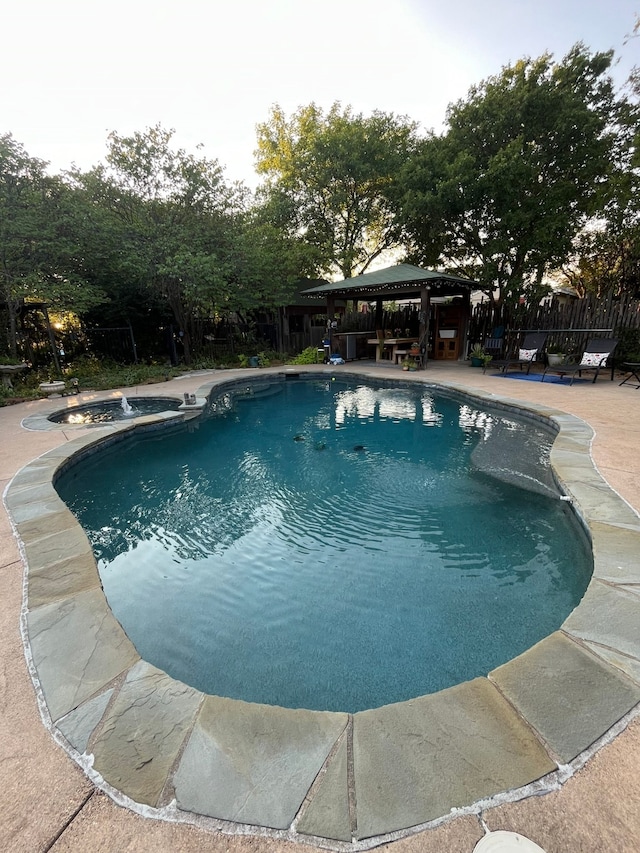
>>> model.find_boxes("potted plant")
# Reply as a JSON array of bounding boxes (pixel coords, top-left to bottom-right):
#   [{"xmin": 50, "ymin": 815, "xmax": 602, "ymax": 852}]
[
  {"xmin": 468, "ymin": 343, "xmax": 486, "ymax": 367},
  {"xmin": 401, "ymin": 356, "xmax": 411, "ymax": 371},
  {"xmin": 546, "ymin": 343, "xmax": 566, "ymax": 366}
]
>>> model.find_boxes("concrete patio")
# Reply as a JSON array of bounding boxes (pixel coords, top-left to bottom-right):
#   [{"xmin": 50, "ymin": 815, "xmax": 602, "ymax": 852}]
[{"xmin": 1, "ymin": 361, "xmax": 639, "ymax": 852}]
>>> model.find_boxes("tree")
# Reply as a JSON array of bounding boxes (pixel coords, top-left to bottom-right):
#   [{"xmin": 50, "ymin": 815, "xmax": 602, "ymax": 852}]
[
  {"xmin": 563, "ymin": 152, "xmax": 640, "ymax": 299},
  {"xmin": 561, "ymin": 40, "xmax": 640, "ymax": 299},
  {"xmin": 0, "ymin": 134, "xmax": 106, "ymax": 357},
  {"xmin": 59, "ymin": 167, "xmax": 159, "ymax": 332},
  {"xmin": 563, "ymin": 227, "xmax": 640, "ymax": 299},
  {"xmin": 399, "ymin": 45, "xmax": 624, "ymax": 304},
  {"xmin": 255, "ymin": 102, "xmax": 419, "ymax": 279},
  {"xmin": 0, "ymin": 134, "xmax": 48, "ymax": 355},
  {"xmin": 73, "ymin": 125, "xmax": 253, "ymax": 363}
]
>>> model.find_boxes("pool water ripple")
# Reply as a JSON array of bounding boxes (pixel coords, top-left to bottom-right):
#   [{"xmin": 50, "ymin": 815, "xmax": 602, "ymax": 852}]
[{"xmin": 55, "ymin": 378, "xmax": 592, "ymax": 713}]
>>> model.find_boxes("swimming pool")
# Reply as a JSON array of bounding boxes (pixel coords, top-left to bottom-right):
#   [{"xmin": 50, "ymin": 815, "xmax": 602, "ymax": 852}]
[
  {"xmin": 55, "ymin": 376, "xmax": 592, "ymax": 712},
  {"xmin": 10, "ymin": 367, "xmax": 640, "ymax": 843}
]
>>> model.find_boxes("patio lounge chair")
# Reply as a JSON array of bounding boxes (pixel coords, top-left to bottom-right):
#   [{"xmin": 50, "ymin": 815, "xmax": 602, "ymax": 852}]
[
  {"xmin": 483, "ymin": 336, "xmax": 504, "ymax": 361},
  {"xmin": 485, "ymin": 332, "xmax": 548, "ymax": 375},
  {"xmin": 541, "ymin": 337, "xmax": 618, "ymax": 385}
]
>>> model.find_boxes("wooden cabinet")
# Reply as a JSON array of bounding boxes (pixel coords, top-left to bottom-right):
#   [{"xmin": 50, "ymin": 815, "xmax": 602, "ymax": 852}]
[
  {"xmin": 434, "ymin": 303, "xmax": 463, "ymax": 360},
  {"xmin": 436, "ymin": 336, "xmax": 459, "ymax": 360}
]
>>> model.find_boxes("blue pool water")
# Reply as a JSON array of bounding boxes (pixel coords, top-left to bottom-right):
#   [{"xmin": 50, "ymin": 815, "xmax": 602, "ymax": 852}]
[{"xmin": 55, "ymin": 377, "xmax": 592, "ymax": 712}]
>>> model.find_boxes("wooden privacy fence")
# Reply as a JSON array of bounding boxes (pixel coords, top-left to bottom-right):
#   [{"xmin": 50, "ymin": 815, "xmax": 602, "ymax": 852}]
[{"xmin": 469, "ymin": 292, "xmax": 640, "ymax": 360}]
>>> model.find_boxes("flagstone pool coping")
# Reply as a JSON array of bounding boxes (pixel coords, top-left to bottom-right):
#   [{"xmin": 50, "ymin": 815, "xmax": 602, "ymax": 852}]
[{"xmin": 6, "ymin": 369, "xmax": 640, "ymax": 848}]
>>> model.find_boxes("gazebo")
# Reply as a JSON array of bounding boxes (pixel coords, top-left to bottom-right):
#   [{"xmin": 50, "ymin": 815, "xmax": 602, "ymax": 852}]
[{"xmin": 301, "ymin": 263, "xmax": 479, "ymax": 364}]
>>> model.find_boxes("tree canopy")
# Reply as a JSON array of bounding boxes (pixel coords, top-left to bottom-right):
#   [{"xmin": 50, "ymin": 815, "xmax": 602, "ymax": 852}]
[
  {"xmin": 68, "ymin": 126, "xmax": 302, "ymax": 362},
  {"xmin": 255, "ymin": 102, "xmax": 419, "ymax": 279},
  {"xmin": 2, "ymin": 38, "xmax": 640, "ymax": 365},
  {"xmin": 564, "ymin": 34, "xmax": 640, "ymax": 299},
  {"xmin": 399, "ymin": 44, "xmax": 626, "ymax": 304},
  {"xmin": 0, "ymin": 133, "xmax": 108, "ymax": 356}
]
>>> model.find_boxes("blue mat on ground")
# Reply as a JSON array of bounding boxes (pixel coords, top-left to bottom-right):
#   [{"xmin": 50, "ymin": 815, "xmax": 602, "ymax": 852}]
[{"xmin": 492, "ymin": 371, "xmax": 589, "ymax": 385}]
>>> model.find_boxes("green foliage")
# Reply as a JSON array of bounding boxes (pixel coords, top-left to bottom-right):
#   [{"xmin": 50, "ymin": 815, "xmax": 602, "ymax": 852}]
[
  {"xmin": 240, "ymin": 202, "xmax": 318, "ymax": 306},
  {"xmin": 63, "ymin": 357, "xmax": 182, "ymax": 390},
  {"xmin": 400, "ymin": 45, "xmax": 625, "ymax": 304},
  {"xmin": 0, "ymin": 353, "xmax": 25, "ymax": 365},
  {"xmin": 0, "ymin": 134, "xmax": 108, "ymax": 356},
  {"xmin": 0, "ymin": 357, "xmax": 195, "ymax": 406},
  {"xmin": 0, "ymin": 136, "xmax": 49, "ymax": 314},
  {"xmin": 467, "ymin": 343, "xmax": 493, "ymax": 365},
  {"xmin": 566, "ymin": 211, "xmax": 640, "ymax": 299},
  {"xmin": 0, "ymin": 384, "xmax": 37, "ymax": 406},
  {"xmin": 614, "ymin": 327, "xmax": 640, "ymax": 364},
  {"xmin": 255, "ymin": 102, "xmax": 419, "ymax": 279},
  {"xmin": 288, "ymin": 346, "xmax": 320, "ymax": 364},
  {"xmin": 234, "ymin": 350, "xmax": 279, "ymax": 368},
  {"xmin": 469, "ymin": 343, "xmax": 486, "ymax": 358},
  {"xmin": 67, "ymin": 125, "xmax": 304, "ymax": 364},
  {"xmin": 0, "ymin": 157, "xmax": 130, "ymax": 359}
]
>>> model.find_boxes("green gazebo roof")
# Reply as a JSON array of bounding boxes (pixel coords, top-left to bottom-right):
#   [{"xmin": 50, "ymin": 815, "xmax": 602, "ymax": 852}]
[{"xmin": 300, "ymin": 264, "xmax": 478, "ymax": 298}]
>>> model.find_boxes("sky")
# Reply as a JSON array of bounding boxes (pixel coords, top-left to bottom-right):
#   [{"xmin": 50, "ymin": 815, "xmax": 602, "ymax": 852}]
[{"xmin": 2, "ymin": 0, "xmax": 638, "ymax": 187}]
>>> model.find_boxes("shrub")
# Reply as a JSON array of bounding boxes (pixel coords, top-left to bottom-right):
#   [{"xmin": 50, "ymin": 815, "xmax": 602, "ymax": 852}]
[
  {"xmin": 614, "ymin": 328, "xmax": 640, "ymax": 365},
  {"xmin": 288, "ymin": 347, "xmax": 321, "ymax": 365}
]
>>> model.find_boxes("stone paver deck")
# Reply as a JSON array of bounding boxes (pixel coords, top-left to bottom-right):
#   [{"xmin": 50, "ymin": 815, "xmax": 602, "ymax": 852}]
[{"xmin": 1, "ymin": 364, "xmax": 639, "ymax": 852}]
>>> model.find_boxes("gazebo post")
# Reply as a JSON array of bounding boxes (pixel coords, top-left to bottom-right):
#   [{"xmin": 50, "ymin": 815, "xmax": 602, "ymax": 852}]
[
  {"xmin": 374, "ymin": 298, "xmax": 383, "ymax": 331},
  {"xmin": 419, "ymin": 286, "xmax": 430, "ymax": 368},
  {"xmin": 326, "ymin": 297, "xmax": 336, "ymax": 350}
]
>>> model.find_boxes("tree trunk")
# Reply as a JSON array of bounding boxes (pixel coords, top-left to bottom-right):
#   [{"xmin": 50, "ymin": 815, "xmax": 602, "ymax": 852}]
[
  {"xmin": 7, "ymin": 297, "xmax": 19, "ymax": 358},
  {"xmin": 163, "ymin": 277, "xmax": 193, "ymax": 365}
]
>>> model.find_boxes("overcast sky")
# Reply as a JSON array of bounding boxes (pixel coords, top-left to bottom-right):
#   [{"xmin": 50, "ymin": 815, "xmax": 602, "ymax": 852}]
[{"xmin": 2, "ymin": 0, "xmax": 638, "ymax": 186}]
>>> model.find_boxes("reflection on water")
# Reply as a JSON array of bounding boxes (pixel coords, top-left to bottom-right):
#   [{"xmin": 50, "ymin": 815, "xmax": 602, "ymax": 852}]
[
  {"xmin": 334, "ymin": 385, "xmax": 443, "ymax": 426},
  {"xmin": 49, "ymin": 397, "xmax": 181, "ymax": 424}
]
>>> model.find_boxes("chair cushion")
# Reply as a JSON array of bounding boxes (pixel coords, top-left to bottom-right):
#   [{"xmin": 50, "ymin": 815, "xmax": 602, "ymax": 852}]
[
  {"xmin": 580, "ymin": 352, "xmax": 608, "ymax": 367},
  {"xmin": 519, "ymin": 348, "xmax": 537, "ymax": 361}
]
